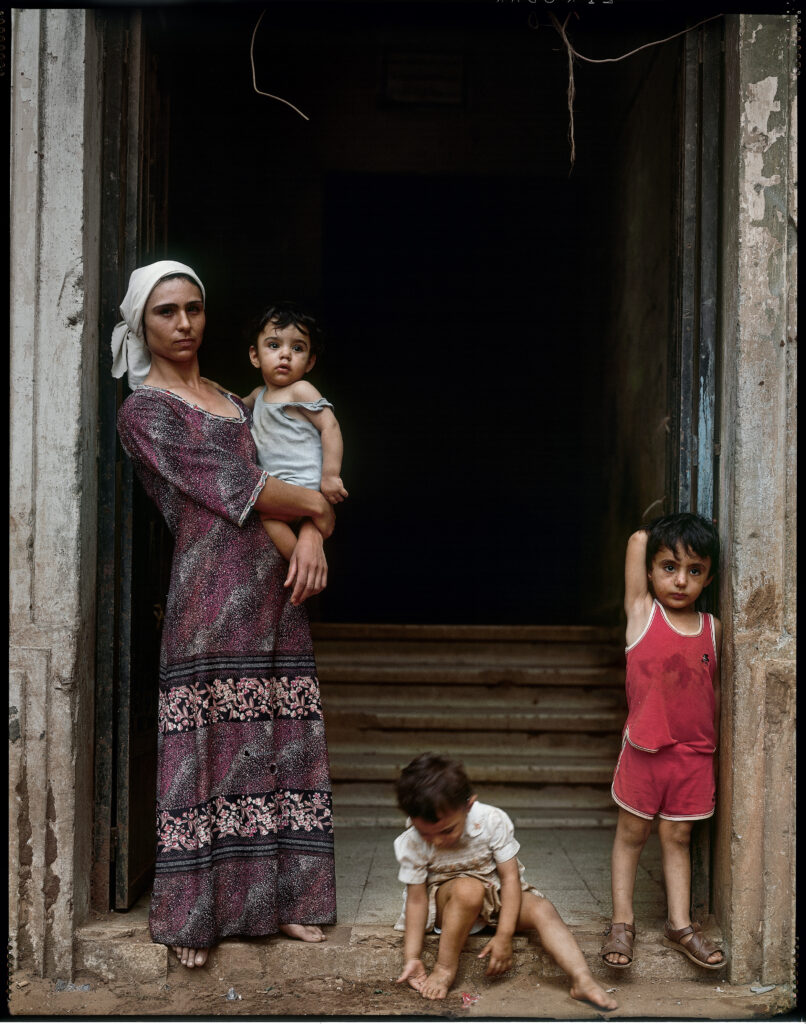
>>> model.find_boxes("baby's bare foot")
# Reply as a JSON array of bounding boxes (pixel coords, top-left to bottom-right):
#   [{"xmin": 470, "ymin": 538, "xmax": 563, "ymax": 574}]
[
  {"xmin": 570, "ymin": 972, "xmax": 618, "ymax": 1011},
  {"xmin": 172, "ymin": 946, "xmax": 209, "ymax": 968},
  {"xmin": 279, "ymin": 923, "xmax": 326, "ymax": 942},
  {"xmin": 420, "ymin": 963, "xmax": 456, "ymax": 1000}
]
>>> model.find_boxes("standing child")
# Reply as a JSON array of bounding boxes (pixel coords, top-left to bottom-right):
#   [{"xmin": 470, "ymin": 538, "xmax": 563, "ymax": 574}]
[
  {"xmin": 393, "ymin": 753, "xmax": 618, "ymax": 1009},
  {"xmin": 243, "ymin": 302, "xmax": 347, "ymax": 560},
  {"xmin": 601, "ymin": 513, "xmax": 727, "ymax": 971}
]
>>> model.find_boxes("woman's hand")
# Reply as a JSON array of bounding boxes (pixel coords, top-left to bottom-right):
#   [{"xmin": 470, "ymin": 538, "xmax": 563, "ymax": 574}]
[{"xmin": 285, "ymin": 521, "xmax": 328, "ymax": 605}]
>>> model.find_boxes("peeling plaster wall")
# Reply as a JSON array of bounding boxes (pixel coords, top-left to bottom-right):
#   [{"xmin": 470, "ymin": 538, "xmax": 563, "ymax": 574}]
[
  {"xmin": 713, "ymin": 14, "xmax": 796, "ymax": 987},
  {"xmin": 9, "ymin": 8, "xmax": 102, "ymax": 979}
]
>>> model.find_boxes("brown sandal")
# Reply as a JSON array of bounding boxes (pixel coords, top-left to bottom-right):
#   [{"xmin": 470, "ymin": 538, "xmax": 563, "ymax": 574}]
[
  {"xmin": 662, "ymin": 921, "xmax": 727, "ymax": 969},
  {"xmin": 600, "ymin": 921, "xmax": 636, "ymax": 968}
]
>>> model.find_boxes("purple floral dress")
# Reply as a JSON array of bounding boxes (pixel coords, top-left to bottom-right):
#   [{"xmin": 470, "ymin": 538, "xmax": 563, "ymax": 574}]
[{"xmin": 117, "ymin": 385, "xmax": 336, "ymax": 948}]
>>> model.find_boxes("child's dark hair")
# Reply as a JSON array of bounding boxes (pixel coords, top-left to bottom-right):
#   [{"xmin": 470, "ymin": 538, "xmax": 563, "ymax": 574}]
[
  {"xmin": 645, "ymin": 513, "xmax": 720, "ymax": 571},
  {"xmin": 395, "ymin": 753, "xmax": 472, "ymax": 822},
  {"xmin": 248, "ymin": 301, "xmax": 323, "ymax": 356}
]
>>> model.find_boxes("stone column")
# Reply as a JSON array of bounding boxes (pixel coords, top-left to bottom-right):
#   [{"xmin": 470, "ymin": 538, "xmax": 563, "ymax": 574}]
[
  {"xmin": 714, "ymin": 14, "xmax": 797, "ymax": 987},
  {"xmin": 9, "ymin": 8, "xmax": 103, "ymax": 979}
]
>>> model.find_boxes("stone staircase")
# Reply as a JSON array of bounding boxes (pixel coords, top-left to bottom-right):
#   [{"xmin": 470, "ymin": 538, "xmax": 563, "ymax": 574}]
[{"xmin": 313, "ymin": 624, "xmax": 627, "ymax": 829}]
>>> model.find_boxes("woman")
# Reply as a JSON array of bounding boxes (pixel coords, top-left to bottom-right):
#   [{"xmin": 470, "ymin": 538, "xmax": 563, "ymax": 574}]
[{"xmin": 113, "ymin": 261, "xmax": 336, "ymax": 968}]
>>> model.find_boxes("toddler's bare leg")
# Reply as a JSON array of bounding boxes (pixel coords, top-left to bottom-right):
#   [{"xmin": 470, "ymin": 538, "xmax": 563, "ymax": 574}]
[
  {"xmin": 658, "ymin": 819, "xmax": 722, "ymax": 964},
  {"xmin": 606, "ymin": 808, "xmax": 651, "ymax": 964},
  {"xmin": 261, "ymin": 518, "xmax": 298, "ymax": 561},
  {"xmin": 421, "ymin": 877, "xmax": 485, "ymax": 1000},
  {"xmin": 519, "ymin": 894, "xmax": 618, "ymax": 1010}
]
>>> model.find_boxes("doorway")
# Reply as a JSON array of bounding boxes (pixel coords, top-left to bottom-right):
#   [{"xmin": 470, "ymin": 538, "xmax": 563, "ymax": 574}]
[
  {"xmin": 98, "ymin": 2, "xmax": 716, "ymax": 911},
  {"xmin": 150, "ymin": 0, "xmax": 684, "ymax": 624}
]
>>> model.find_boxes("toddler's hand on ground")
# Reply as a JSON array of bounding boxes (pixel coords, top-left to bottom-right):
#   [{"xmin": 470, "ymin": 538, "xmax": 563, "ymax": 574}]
[
  {"xmin": 478, "ymin": 935, "xmax": 513, "ymax": 976},
  {"xmin": 396, "ymin": 958, "xmax": 427, "ymax": 992},
  {"xmin": 321, "ymin": 476, "xmax": 348, "ymax": 504}
]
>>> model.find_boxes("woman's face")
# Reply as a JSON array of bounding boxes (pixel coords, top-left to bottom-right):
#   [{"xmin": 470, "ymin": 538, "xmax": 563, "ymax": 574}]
[{"xmin": 142, "ymin": 277, "xmax": 205, "ymax": 365}]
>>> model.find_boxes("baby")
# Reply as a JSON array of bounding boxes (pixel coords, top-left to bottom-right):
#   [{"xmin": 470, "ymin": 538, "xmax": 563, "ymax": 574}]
[
  {"xmin": 242, "ymin": 302, "xmax": 347, "ymax": 559},
  {"xmin": 393, "ymin": 752, "xmax": 618, "ymax": 1009}
]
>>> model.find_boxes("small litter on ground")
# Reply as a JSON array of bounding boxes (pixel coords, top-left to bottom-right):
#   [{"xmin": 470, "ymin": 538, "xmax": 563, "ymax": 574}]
[
  {"xmin": 461, "ymin": 992, "xmax": 480, "ymax": 1008},
  {"xmin": 750, "ymin": 984, "xmax": 776, "ymax": 994},
  {"xmin": 225, "ymin": 987, "xmax": 242, "ymax": 1001}
]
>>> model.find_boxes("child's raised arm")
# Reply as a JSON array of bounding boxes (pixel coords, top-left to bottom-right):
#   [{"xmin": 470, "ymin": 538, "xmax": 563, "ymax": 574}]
[
  {"xmin": 624, "ymin": 530, "xmax": 654, "ymax": 644},
  {"xmin": 396, "ymin": 883, "xmax": 429, "ymax": 992}
]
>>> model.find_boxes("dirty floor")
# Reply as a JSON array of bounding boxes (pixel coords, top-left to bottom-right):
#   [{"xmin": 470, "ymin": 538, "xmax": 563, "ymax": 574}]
[{"xmin": 7, "ymin": 828, "xmax": 794, "ymax": 1020}]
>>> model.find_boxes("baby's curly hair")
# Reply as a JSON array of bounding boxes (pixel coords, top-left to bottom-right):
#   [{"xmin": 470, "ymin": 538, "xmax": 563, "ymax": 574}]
[
  {"xmin": 395, "ymin": 753, "xmax": 472, "ymax": 822},
  {"xmin": 246, "ymin": 300, "xmax": 324, "ymax": 356}
]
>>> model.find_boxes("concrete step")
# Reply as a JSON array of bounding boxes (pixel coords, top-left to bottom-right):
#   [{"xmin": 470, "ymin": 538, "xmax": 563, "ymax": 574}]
[
  {"xmin": 312, "ymin": 623, "xmax": 622, "ymax": 644},
  {"xmin": 325, "ymin": 687, "xmax": 626, "ymax": 734},
  {"xmin": 329, "ymin": 749, "xmax": 617, "ymax": 785},
  {"xmin": 74, "ymin": 919, "xmax": 730, "ymax": 988},
  {"xmin": 329, "ymin": 729, "xmax": 620, "ymax": 757},
  {"xmin": 325, "ymin": 682, "xmax": 627, "ymax": 709},
  {"xmin": 320, "ymin": 663, "xmax": 625, "ymax": 688},
  {"xmin": 333, "ymin": 781, "xmax": 616, "ymax": 811},
  {"xmin": 333, "ymin": 804, "xmax": 618, "ymax": 829},
  {"xmin": 332, "ymin": 782, "xmax": 618, "ymax": 828},
  {"xmin": 318, "ymin": 657, "xmax": 625, "ymax": 688}
]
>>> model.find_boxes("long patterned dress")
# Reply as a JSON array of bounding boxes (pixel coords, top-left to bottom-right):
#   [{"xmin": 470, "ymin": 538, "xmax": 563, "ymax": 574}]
[{"xmin": 117, "ymin": 384, "xmax": 336, "ymax": 948}]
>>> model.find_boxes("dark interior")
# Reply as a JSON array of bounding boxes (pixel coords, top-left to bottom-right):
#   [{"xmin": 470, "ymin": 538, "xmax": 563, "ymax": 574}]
[{"xmin": 148, "ymin": 1, "xmax": 680, "ymax": 624}]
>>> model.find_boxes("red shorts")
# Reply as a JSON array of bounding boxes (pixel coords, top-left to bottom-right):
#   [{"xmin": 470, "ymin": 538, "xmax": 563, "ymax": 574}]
[{"xmin": 612, "ymin": 736, "xmax": 715, "ymax": 821}]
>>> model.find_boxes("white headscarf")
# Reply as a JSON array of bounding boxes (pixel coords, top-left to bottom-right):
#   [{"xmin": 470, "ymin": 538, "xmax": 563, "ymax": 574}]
[{"xmin": 111, "ymin": 260, "xmax": 206, "ymax": 389}]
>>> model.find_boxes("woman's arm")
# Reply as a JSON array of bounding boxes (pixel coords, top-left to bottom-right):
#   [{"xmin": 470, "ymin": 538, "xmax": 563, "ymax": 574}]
[
  {"xmin": 285, "ymin": 521, "xmax": 329, "ymax": 605},
  {"xmin": 253, "ymin": 476, "xmax": 335, "ymax": 538}
]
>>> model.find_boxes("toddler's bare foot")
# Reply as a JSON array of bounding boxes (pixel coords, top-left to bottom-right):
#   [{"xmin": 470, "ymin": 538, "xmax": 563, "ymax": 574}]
[
  {"xmin": 172, "ymin": 946, "xmax": 209, "ymax": 968},
  {"xmin": 420, "ymin": 963, "xmax": 456, "ymax": 1000},
  {"xmin": 279, "ymin": 923, "xmax": 326, "ymax": 942},
  {"xmin": 570, "ymin": 972, "xmax": 618, "ymax": 1011}
]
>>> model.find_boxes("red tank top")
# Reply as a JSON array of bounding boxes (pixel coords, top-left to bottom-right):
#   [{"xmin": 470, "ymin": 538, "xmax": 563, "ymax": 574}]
[{"xmin": 624, "ymin": 600, "xmax": 717, "ymax": 753}]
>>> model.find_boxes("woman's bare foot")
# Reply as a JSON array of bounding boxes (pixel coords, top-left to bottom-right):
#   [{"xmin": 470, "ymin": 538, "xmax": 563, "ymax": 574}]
[
  {"xmin": 279, "ymin": 923, "xmax": 327, "ymax": 942},
  {"xmin": 420, "ymin": 963, "xmax": 456, "ymax": 1000},
  {"xmin": 172, "ymin": 946, "xmax": 209, "ymax": 968},
  {"xmin": 569, "ymin": 972, "xmax": 619, "ymax": 1011}
]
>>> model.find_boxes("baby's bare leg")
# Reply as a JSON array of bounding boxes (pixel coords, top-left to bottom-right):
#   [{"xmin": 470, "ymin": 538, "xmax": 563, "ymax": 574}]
[
  {"xmin": 519, "ymin": 894, "xmax": 618, "ymax": 1011},
  {"xmin": 421, "ymin": 877, "xmax": 485, "ymax": 1000},
  {"xmin": 261, "ymin": 517, "xmax": 298, "ymax": 561}
]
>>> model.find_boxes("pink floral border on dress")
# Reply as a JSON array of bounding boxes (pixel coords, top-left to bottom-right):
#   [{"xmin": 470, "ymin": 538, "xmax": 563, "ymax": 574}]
[{"xmin": 159, "ymin": 675, "xmax": 322, "ymax": 733}]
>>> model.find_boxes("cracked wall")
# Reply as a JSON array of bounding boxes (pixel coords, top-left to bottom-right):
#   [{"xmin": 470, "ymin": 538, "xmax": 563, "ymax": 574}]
[
  {"xmin": 713, "ymin": 13, "xmax": 797, "ymax": 988},
  {"xmin": 9, "ymin": 8, "xmax": 103, "ymax": 979}
]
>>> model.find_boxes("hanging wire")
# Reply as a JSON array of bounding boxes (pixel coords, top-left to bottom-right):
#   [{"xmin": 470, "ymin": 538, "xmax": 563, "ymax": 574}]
[
  {"xmin": 547, "ymin": 12, "xmax": 724, "ymax": 173},
  {"xmin": 250, "ymin": 10, "xmax": 310, "ymax": 121}
]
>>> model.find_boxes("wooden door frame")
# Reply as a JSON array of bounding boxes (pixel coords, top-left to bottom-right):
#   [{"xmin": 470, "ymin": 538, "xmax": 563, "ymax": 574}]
[
  {"xmin": 93, "ymin": 7, "xmax": 172, "ymax": 912},
  {"xmin": 670, "ymin": 18, "xmax": 723, "ymax": 919}
]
